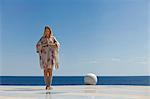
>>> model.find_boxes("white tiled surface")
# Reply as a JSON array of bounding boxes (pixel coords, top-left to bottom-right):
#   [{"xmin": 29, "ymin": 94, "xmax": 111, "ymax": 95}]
[{"xmin": 0, "ymin": 85, "xmax": 149, "ymax": 99}]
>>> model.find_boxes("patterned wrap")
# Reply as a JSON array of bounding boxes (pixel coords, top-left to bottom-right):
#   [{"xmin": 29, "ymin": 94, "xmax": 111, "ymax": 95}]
[{"xmin": 36, "ymin": 36, "xmax": 60, "ymax": 69}]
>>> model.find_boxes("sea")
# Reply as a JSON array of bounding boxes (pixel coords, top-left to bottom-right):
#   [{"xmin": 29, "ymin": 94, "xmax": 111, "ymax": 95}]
[{"xmin": 0, "ymin": 76, "xmax": 149, "ymax": 86}]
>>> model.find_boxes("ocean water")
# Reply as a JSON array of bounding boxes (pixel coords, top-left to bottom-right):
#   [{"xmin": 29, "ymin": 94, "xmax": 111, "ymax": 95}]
[{"xmin": 0, "ymin": 76, "xmax": 149, "ymax": 86}]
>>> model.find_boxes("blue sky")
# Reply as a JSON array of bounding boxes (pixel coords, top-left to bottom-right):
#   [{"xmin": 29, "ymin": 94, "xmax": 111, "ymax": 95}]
[{"xmin": 1, "ymin": 0, "xmax": 149, "ymax": 76}]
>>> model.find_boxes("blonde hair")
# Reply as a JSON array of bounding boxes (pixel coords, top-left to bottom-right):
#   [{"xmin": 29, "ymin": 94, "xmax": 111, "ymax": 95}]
[{"xmin": 43, "ymin": 26, "xmax": 53, "ymax": 37}]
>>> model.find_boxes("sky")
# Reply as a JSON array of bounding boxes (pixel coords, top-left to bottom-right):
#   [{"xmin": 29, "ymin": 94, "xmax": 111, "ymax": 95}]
[{"xmin": 0, "ymin": 0, "xmax": 149, "ymax": 76}]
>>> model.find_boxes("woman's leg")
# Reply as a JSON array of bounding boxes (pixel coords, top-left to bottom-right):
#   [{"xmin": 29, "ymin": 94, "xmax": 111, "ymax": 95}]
[
  {"xmin": 44, "ymin": 69, "xmax": 49, "ymax": 86},
  {"xmin": 44, "ymin": 68, "xmax": 53, "ymax": 90},
  {"xmin": 47, "ymin": 68, "xmax": 53, "ymax": 86}
]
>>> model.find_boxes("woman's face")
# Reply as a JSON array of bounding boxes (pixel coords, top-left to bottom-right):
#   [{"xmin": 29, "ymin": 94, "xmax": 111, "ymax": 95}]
[{"xmin": 45, "ymin": 28, "xmax": 51, "ymax": 37}]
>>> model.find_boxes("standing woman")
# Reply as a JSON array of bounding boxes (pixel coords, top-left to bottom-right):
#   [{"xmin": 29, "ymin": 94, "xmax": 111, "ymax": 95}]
[{"xmin": 36, "ymin": 26, "xmax": 60, "ymax": 90}]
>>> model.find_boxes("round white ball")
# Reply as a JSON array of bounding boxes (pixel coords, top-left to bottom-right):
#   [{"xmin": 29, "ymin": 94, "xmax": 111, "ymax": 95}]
[{"xmin": 84, "ymin": 73, "xmax": 97, "ymax": 85}]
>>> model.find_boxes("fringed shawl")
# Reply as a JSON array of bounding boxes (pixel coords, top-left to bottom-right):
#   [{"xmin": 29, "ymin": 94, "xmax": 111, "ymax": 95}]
[{"xmin": 36, "ymin": 36, "xmax": 60, "ymax": 69}]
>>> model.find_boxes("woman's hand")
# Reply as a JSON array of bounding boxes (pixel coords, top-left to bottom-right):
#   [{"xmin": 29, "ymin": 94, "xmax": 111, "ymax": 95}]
[
  {"xmin": 55, "ymin": 62, "xmax": 59, "ymax": 69},
  {"xmin": 50, "ymin": 43, "xmax": 58, "ymax": 49}
]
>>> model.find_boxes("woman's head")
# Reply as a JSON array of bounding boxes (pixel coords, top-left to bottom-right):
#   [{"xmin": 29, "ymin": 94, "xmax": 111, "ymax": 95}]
[{"xmin": 43, "ymin": 26, "xmax": 53, "ymax": 38}]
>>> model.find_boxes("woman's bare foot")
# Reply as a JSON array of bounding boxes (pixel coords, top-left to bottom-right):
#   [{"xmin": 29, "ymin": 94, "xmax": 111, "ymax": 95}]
[{"xmin": 45, "ymin": 85, "xmax": 53, "ymax": 90}]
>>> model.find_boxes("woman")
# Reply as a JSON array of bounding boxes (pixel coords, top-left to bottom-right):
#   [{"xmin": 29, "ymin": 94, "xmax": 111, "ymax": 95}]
[{"xmin": 36, "ymin": 26, "xmax": 60, "ymax": 90}]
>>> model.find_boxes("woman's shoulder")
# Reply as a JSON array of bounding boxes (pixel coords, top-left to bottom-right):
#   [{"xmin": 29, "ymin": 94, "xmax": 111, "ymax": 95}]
[
  {"xmin": 51, "ymin": 35, "xmax": 55, "ymax": 38},
  {"xmin": 50, "ymin": 36, "xmax": 55, "ymax": 40},
  {"xmin": 39, "ymin": 36, "xmax": 46, "ymax": 42},
  {"xmin": 51, "ymin": 36, "xmax": 57, "ymax": 39}
]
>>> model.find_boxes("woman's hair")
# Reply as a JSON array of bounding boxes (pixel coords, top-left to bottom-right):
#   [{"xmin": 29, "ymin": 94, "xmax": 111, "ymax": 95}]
[{"xmin": 43, "ymin": 26, "xmax": 53, "ymax": 37}]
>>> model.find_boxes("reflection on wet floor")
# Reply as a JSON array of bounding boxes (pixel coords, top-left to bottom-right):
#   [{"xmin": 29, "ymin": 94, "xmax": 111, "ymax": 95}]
[
  {"xmin": 39, "ymin": 91, "xmax": 67, "ymax": 95},
  {"xmin": 0, "ymin": 85, "xmax": 149, "ymax": 99}
]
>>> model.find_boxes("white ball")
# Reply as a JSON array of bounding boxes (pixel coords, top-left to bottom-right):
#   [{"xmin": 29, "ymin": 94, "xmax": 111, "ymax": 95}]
[{"xmin": 84, "ymin": 73, "xmax": 97, "ymax": 85}]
